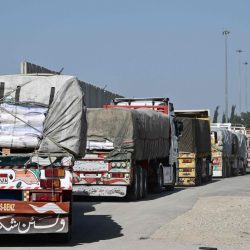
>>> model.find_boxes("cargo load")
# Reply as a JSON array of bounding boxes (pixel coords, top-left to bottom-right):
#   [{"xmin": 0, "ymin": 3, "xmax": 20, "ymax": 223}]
[
  {"xmin": 87, "ymin": 108, "xmax": 170, "ymax": 160},
  {"xmin": 176, "ymin": 117, "xmax": 211, "ymax": 154},
  {"xmin": 211, "ymin": 127, "xmax": 233, "ymax": 156},
  {"xmin": 0, "ymin": 74, "xmax": 87, "ymax": 157}
]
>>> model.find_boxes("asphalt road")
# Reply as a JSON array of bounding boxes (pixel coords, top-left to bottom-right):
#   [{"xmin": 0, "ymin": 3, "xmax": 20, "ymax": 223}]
[{"xmin": 1, "ymin": 175, "xmax": 250, "ymax": 250}]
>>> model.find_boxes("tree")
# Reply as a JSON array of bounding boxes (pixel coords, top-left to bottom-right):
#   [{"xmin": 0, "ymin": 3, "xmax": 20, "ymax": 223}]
[
  {"xmin": 229, "ymin": 105, "xmax": 236, "ymax": 123},
  {"xmin": 222, "ymin": 112, "xmax": 226, "ymax": 123},
  {"xmin": 213, "ymin": 106, "xmax": 219, "ymax": 123}
]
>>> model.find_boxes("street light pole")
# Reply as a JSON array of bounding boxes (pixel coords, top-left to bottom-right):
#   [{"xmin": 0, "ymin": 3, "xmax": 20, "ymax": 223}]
[
  {"xmin": 223, "ymin": 30, "xmax": 230, "ymax": 122},
  {"xmin": 243, "ymin": 62, "xmax": 248, "ymax": 111},
  {"xmin": 236, "ymin": 49, "xmax": 243, "ymax": 113}
]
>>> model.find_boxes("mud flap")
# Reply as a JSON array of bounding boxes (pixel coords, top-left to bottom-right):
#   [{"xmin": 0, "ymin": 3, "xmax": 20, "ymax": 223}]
[{"xmin": 0, "ymin": 214, "xmax": 68, "ymax": 234}]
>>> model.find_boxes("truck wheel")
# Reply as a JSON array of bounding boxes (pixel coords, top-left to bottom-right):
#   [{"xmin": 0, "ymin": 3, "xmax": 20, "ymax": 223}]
[
  {"xmin": 241, "ymin": 164, "xmax": 246, "ymax": 175},
  {"xmin": 222, "ymin": 159, "xmax": 226, "ymax": 178},
  {"xmin": 206, "ymin": 159, "xmax": 212, "ymax": 182},
  {"xmin": 195, "ymin": 160, "xmax": 202, "ymax": 186},
  {"xmin": 227, "ymin": 159, "xmax": 231, "ymax": 177},
  {"xmin": 153, "ymin": 165, "xmax": 163, "ymax": 193},
  {"xmin": 126, "ymin": 165, "xmax": 140, "ymax": 201},
  {"xmin": 138, "ymin": 166, "xmax": 144, "ymax": 199},
  {"xmin": 142, "ymin": 168, "xmax": 148, "ymax": 198},
  {"xmin": 165, "ymin": 165, "xmax": 176, "ymax": 191}
]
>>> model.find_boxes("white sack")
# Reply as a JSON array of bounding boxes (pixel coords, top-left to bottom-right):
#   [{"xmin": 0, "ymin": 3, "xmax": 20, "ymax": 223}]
[
  {"xmin": 0, "ymin": 135, "xmax": 39, "ymax": 148},
  {"xmin": 0, "ymin": 103, "xmax": 47, "ymax": 115},
  {"xmin": 86, "ymin": 140, "xmax": 114, "ymax": 150},
  {"xmin": 0, "ymin": 113, "xmax": 45, "ymax": 127},
  {"xmin": 0, "ymin": 125, "xmax": 43, "ymax": 137}
]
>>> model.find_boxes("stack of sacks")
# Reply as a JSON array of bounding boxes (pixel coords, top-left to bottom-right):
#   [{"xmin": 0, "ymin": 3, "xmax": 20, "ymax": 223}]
[{"xmin": 0, "ymin": 103, "xmax": 47, "ymax": 148}]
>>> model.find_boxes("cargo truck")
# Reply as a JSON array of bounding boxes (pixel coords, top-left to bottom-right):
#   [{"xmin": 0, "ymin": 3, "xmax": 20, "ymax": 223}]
[
  {"xmin": 0, "ymin": 74, "xmax": 87, "ymax": 241},
  {"xmin": 73, "ymin": 97, "xmax": 182, "ymax": 200},
  {"xmin": 175, "ymin": 110, "xmax": 212, "ymax": 186},
  {"xmin": 246, "ymin": 128, "xmax": 250, "ymax": 173},
  {"xmin": 231, "ymin": 125, "xmax": 247, "ymax": 175},
  {"xmin": 211, "ymin": 123, "xmax": 233, "ymax": 177}
]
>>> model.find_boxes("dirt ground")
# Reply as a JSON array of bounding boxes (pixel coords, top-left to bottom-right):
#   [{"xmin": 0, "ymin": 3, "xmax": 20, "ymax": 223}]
[{"xmin": 151, "ymin": 196, "xmax": 250, "ymax": 248}]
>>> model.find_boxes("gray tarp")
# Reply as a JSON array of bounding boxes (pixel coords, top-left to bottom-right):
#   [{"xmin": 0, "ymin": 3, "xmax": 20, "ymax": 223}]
[
  {"xmin": 211, "ymin": 127, "xmax": 233, "ymax": 156},
  {"xmin": 0, "ymin": 74, "xmax": 87, "ymax": 157},
  {"xmin": 87, "ymin": 108, "xmax": 170, "ymax": 160},
  {"xmin": 176, "ymin": 117, "xmax": 211, "ymax": 154},
  {"xmin": 233, "ymin": 132, "xmax": 247, "ymax": 159}
]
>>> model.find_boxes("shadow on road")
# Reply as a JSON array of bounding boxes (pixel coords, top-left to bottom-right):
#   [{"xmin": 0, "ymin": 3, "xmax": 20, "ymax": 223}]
[
  {"xmin": 0, "ymin": 201, "xmax": 123, "ymax": 247},
  {"xmin": 73, "ymin": 187, "xmax": 186, "ymax": 203},
  {"xmin": 143, "ymin": 187, "xmax": 186, "ymax": 201},
  {"xmin": 71, "ymin": 201, "xmax": 123, "ymax": 245}
]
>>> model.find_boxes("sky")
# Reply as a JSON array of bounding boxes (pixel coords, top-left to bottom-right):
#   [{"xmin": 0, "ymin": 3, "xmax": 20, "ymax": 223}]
[{"xmin": 0, "ymin": 0, "xmax": 250, "ymax": 119}]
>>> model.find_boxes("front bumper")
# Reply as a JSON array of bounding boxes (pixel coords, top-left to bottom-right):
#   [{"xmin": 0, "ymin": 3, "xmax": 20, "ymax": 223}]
[{"xmin": 73, "ymin": 185, "xmax": 127, "ymax": 197}]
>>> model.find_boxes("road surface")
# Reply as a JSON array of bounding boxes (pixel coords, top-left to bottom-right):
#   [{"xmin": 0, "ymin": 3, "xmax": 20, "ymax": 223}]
[{"xmin": 1, "ymin": 175, "xmax": 250, "ymax": 250}]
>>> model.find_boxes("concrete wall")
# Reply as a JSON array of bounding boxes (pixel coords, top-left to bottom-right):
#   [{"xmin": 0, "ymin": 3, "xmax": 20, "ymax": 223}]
[{"xmin": 20, "ymin": 61, "xmax": 123, "ymax": 107}]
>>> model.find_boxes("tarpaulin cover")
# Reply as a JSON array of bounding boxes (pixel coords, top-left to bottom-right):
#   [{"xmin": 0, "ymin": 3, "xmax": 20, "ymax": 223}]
[
  {"xmin": 176, "ymin": 117, "xmax": 211, "ymax": 154},
  {"xmin": 233, "ymin": 132, "xmax": 247, "ymax": 159},
  {"xmin": 211, "ymin": 127, "xmax": 233, "ymax": 156},
  {"xmin": 0, "ymin": 75, "xmax": 87, "ymax": 157},
  {"xmin": 87, "ymin": 108, "xmax": 170, "ymax": 160}
]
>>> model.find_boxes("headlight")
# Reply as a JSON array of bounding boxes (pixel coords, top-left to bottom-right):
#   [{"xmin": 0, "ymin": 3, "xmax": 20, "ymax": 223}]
[
  {"xmin": 111, "ymin": 162, "xmax": 116, "ymax": 168},
  {"xmin": 121, "ymin": 162, "xmax": 126, "ymax": 168},
  {"xmin": 116, "ymin": 162, "xmax": 121, "ymax": 167}
]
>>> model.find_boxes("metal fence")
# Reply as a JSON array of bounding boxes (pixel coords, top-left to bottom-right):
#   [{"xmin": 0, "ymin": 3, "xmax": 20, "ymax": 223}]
[{"xmin": 20, "ymin": 61, "xmax": 123, "ymax": 107}]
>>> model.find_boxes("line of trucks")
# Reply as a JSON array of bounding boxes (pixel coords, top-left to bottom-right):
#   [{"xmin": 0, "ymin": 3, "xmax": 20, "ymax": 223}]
[{"xmin": 0, "ymin": 73, "xmax": 248, "ymax": 241}]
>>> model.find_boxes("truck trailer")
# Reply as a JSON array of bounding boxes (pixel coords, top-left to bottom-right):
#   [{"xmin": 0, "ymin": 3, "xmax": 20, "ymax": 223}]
[
  {"xmin": 0, "ymin": 74, "xmax": 87, "ymax": 241},
  {"xmin": 175, "ymin": 110, "xmax": 212, "ymax": 186},
  {"xmin": 211, "ymin": 123, "xmax": 233, "ymax": 177},
  {"xmin": 231, "ymin": 125, "xmax": 247, "ymax": 175},
  {"xmin": 246, "ymin": 128, "xmax": 250, "ymax": 173},
  {"xmin": 210, "ymin": 123, "xmax": 247, "ymax": 177},
  {"xmin": 73, "ymin": 97, "xmax": 182, "ymax": 200}
]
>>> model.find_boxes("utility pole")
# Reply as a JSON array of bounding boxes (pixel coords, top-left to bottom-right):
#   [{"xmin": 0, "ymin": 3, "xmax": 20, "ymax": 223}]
[
  {"xmin": 223, "ymin": 30, "xmax": 230, "ymax": 122},
  {"xmin": 243, "ymin": 62, "xmax": 248, "ymax": 111},
  {"xmin": 236, "ymin": 49, "xmax": 243, "ymax": 113}
]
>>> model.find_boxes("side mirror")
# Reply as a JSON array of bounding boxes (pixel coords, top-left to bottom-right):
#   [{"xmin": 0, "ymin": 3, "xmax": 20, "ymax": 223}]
[
  {"xmin": 175, "ymin": 121, "xmax": 183, "ymax": 137},
  {"xmin": 214, "ymin": 132, "xmax": 218, "ymax": 144}
]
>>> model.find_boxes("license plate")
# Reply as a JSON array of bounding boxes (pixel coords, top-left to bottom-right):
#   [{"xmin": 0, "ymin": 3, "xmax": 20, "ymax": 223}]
[
  {"xmin": 82, "ymin": 173, "xmax": 98, "ymax": 177},
  {"xmin": 74, "ymin": 161, "xmax": 109, "ymax": 171}
]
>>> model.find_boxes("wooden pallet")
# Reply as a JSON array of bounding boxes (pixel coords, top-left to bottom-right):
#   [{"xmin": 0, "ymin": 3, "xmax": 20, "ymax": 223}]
[{"xmin": 0, "ymin": 147, "xmax": 35, "ymax": 155}]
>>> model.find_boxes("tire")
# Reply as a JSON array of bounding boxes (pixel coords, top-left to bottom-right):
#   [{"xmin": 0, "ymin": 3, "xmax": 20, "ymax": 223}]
[
  {"xmin": 227, "ymin": 159, "xmax": 231, "ymax": 177},
  {"xmin": 142, "ymin": 168, "xmax": 148, "ymax": 198},
  {"xmin": 195, "ymin": 160, "xmax": 202, "ymax": 186},
  {"xmin": 153, "ymin": 165, "xmax": 163, "ymax": 193},
  {"xmin": 205, "ymin": 159, "xmax": 210, "ymax": 182},
  {"xmin": 165, "ymin": 165, "xmax": 176, "ymax": 191},
  {"xmin": 138, "ymin": 166, "xmax": 143, "ymax": 199},
  {"xmin": 126, "ymin": 165, "xmax": 140, "ymax": 201},
  {"xmin": 222, "ymin": 159, "xmax": 226, "ymax": 178},
  {"xmin": 241, "ymin": 164, "xmax": 246, "ymax": 175}
]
